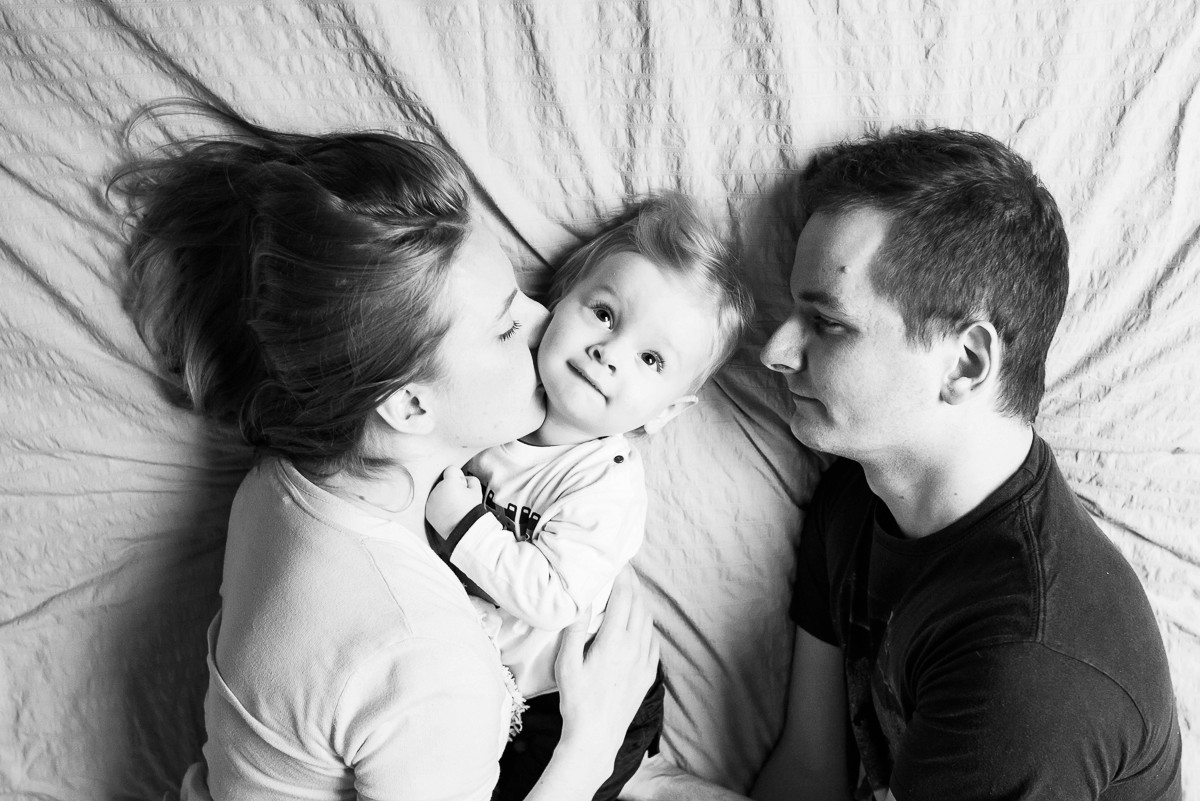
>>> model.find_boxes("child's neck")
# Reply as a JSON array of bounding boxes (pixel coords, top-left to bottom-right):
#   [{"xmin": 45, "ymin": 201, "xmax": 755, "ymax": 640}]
[{"xmin": 519, "ymin": 425, "xmax": 602, "ymax": 448}]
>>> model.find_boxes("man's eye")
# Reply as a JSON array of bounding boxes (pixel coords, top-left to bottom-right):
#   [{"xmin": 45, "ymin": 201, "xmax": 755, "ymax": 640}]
[{"xmin": 813, "ymin": 315, "xmax": 844, "ymax": 334}]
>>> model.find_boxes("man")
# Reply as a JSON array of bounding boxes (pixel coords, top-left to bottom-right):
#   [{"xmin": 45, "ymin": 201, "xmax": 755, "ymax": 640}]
[{"xmin": 750, "ymin": 128, "xmax": 1182, "ymax": 800}]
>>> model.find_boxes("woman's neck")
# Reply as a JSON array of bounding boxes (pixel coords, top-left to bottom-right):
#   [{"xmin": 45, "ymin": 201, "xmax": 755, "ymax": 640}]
[{"xmin": 314, "ymin": 461, "xmax": 438, "ymax": 534}]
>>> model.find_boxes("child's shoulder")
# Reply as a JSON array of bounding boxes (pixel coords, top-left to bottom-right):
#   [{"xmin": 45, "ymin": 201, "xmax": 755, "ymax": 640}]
[
  {"xmin": 554, "ymin": 435, "xmax": 645, "ymax": 493},
  {"xmin": 583, "ymin": 434, "xmax": 639, "ymax": 465}
]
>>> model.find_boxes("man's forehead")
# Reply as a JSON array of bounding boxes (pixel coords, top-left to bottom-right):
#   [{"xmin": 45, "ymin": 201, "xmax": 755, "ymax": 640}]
[{"xmin": 790, "ymin": 208, "xmax": 891, "ymax": 293}]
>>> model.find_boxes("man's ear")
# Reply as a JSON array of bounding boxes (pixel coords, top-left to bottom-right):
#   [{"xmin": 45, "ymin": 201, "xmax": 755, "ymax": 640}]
[
  {"xmin": 376, "ymin": 385, "xmax": 437, "ymax": 435},
  {"xmin": 941, "ymin": 321, "xmax": 999, "ymax": 405},
  {"xmin": 642, "ymin": 394, "xmax": 698, "ymax": 435}
]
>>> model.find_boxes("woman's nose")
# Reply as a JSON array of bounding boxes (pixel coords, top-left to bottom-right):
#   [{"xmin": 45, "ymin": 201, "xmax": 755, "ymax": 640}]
[
  {"xmin": 525, "ymin": 298, "xmax": 549, "ymax": 349},
  {"xmin": 760, "ymin": 315, "xmax": 805, "ymax": 374}
]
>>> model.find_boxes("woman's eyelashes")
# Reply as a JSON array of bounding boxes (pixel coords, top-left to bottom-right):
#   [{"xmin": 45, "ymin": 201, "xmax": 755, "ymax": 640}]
[{"xmin": 499, "ymin": 319, "xmax": 523, "ymax": 342}]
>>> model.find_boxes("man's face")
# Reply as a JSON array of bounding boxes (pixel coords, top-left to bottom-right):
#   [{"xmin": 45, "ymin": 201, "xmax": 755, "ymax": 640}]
[{"xmin": 759, "ymin": 207, "xmax": 953, "ymax": 460}]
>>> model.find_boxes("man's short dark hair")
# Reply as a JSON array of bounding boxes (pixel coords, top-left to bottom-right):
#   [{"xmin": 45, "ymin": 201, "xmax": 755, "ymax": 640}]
[{"xmin": 800, "ymin": 127, "xmax": 1069, "ymax": 423}]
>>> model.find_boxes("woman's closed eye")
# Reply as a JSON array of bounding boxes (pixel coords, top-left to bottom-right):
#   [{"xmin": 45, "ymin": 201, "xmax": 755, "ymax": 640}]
[{"xmin": 499, "ymin": 319, "xmax": 523, "ymax": 342}]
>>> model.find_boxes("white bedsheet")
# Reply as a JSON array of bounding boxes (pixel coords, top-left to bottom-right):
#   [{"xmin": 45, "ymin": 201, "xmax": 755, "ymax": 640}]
[{"xmin": 1, "ymin": 1, "xmax": 1196, "ymax": 798}]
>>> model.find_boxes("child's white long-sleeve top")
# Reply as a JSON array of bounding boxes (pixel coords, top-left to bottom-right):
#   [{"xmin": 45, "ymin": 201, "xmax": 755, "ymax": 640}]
[{"xmin": 438, "ymin": 435, "xmax": 647, "ymax": 699}]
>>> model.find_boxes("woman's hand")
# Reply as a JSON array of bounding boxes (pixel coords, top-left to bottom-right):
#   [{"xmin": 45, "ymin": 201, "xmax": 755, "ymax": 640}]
[
  {"xmin": 426, "ymin": 466, "xmax": 483, "ymax": 538},
  {"xmin": 553, "ymin": 567, "xmax": 660, "ymax": 765}
]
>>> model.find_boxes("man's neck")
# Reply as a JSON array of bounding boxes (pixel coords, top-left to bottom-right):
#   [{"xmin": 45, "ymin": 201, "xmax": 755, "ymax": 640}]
[{"xmin": 858, "ymin": 419, "xmax": 1034, "ymax": 539}]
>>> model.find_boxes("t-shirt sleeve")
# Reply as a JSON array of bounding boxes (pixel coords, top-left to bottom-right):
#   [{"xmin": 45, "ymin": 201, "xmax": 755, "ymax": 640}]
[
  {"xmin": 889, "ymin": 641, "xmax": 1177, "ymax": 800},
  {"xmin": 788, "ymin": 461, "xmax": 846, "ymax": 646},
  {"xmin": 334, "ymin": 637, "xmax": 507, "ymax": 801}
]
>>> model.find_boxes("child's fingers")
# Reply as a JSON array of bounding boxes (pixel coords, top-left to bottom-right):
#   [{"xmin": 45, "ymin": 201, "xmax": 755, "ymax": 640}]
[{"xmin": 439, "ymin": 466, "xmax": 481, "ymax": 493}]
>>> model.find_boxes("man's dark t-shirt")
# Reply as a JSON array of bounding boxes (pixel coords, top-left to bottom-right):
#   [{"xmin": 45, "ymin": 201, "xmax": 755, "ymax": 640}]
[{"xmin": 791, "ymin": 436, "xmax": 1182, "ymax": 799}]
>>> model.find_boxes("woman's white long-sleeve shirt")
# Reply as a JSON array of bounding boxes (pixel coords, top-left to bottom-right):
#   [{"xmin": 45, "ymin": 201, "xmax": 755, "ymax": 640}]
[{"xmin": 183, "ymin": 459, "xmax": 516, "ymax": 801}]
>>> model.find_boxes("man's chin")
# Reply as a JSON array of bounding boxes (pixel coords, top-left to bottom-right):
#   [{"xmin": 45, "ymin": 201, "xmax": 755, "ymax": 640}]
[{"xmin": 788, "ymin": 416, "xmax": 833, "ymax": 452}]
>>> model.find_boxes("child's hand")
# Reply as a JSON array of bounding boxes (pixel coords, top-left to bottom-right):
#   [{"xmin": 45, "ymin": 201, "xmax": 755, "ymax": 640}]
[{"xmin": 426, "ymin": 466, "xmax": 483, "ymax": 539}]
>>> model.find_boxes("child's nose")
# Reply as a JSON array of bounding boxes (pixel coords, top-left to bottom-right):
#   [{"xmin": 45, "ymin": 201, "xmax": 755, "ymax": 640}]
[{"xmin": 588, "ymin": 343, "xmax": 616, "ymax": 372}]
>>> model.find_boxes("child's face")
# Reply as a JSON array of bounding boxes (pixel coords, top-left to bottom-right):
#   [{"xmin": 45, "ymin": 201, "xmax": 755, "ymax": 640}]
[{"xmin": 530, "ymin": 251, "xmax": 719, "ymax": 446}]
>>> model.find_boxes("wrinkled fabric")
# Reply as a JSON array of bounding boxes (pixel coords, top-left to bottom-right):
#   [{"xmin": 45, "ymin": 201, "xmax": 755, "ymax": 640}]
[{"xmin": 0, "ymin": 2, "xmax": 1197, "ymax": 799}]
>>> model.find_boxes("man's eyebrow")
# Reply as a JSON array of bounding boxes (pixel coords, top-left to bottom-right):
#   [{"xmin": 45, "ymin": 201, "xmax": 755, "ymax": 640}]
[
  {"xmin": 798, "ymin": 289, "xmax": 849, "ymax": 315},
  {"xmin": 494, "ymin": 288, "xmax": 519, "ymax": 323}
]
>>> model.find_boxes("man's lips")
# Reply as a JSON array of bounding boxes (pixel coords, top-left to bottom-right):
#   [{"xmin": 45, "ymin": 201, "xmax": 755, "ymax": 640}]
[{"xmin": 788, "ymin": 388, "xmax": 820, "ymax": 405}]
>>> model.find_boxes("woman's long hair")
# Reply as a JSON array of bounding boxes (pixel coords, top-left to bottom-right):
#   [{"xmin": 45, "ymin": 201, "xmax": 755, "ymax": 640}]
[{"xmin": 110, "ymin": 100, "xmax": 473, "ymax": 477}]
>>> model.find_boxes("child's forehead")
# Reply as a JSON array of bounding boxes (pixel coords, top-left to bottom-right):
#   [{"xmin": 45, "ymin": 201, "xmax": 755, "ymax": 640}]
[{"xmin": 584, "ymin": 251, "xmax": 713, "ymax": 302}]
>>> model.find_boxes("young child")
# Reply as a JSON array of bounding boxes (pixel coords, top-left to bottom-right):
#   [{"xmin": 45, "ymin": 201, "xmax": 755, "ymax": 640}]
[{"xmin": 425, "ymin": 192, "xmax": 755, "ymax": 801}]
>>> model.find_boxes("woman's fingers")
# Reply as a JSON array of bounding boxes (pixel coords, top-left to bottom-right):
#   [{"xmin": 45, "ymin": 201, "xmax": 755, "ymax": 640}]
[
  {"xmin": 599, "ymin": 569, "xmax": 656, "ymax": 659},
  {"xmin": 555, "ymin": 612, "xmax": 588, "ymax": 677},
  {"xmin": 599, "ymin": 566, "xmax": 641, "ymax": 631},
  {"xmin": 571, "ymin": 569, "xmax": 658, "ymax": 691},
  {"xmin": 553, "ymin": 575, "xmax": 659, "ymax": 761}
]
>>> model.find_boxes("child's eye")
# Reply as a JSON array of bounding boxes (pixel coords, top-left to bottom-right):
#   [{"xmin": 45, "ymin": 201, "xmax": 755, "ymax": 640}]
[
  {"xmin": 640, "ymin": 352, "xmax": 664, "ymax": 372},
  {"xmin": 592, "ymin": 307, "xmax": 613, "ymax": 328},
  {"xmin": 499, "ymin": 320, "xmax": 523, "ymax": 342}
]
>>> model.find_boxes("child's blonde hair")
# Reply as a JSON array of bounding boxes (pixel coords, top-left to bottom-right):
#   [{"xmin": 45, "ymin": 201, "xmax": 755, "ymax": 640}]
[{"xmin": 547, "ymin": 192, "xmax": 755, "ymax": 387}]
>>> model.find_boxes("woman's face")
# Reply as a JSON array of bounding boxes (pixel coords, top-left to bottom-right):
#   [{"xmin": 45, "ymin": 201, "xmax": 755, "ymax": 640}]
[{"xmin": 431, "ymin": 224, "xmax": 549, "ymax": 454}]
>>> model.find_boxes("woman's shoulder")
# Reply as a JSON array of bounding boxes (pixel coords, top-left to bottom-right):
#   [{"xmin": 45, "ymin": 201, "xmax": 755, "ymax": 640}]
[{"xmin": 221, "ymin": 457, "xmax": 504, "ymax": 702}]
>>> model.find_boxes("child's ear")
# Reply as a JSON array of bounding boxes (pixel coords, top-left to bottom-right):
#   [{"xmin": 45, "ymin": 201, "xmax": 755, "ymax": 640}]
[
  {"xmin": 642, "ymin": 395, "xmax": 698, "ymax": 435},
  {"xmin": 377, "ymin": 385, "xmax": 437, "ymax": 435}
]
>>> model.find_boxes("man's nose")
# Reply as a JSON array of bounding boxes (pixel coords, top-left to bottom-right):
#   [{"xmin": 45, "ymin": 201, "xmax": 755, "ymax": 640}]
[{"xmin": 760, "ymin": 315, "xmax": 805, "ymax": 373}]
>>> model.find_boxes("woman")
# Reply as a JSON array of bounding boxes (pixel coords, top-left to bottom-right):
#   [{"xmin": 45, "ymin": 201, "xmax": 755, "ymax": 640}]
[{"xmin": 113, "ymin": 100, "xmax": 659, "ymax": 801}]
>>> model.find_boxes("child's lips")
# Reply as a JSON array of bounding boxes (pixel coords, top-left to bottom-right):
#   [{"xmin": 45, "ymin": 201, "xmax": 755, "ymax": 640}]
[{"xmin": 569, "ymin": 362, "xmax": 606, "ymax": 397}]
